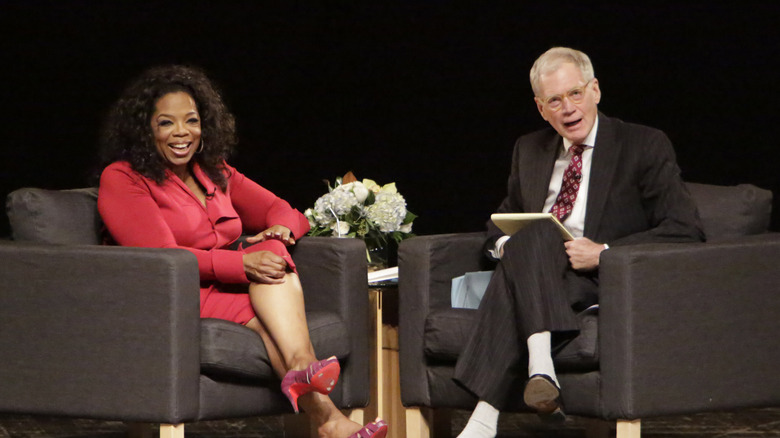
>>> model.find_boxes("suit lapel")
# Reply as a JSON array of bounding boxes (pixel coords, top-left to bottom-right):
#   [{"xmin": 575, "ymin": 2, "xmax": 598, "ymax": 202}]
[
  {"xmin": 527, "ymin": 134, "xmax": 561, "ymax": 212},
  {"xmin": 584, "ymin": 114, "xmax": 621, "ymax": 238}
]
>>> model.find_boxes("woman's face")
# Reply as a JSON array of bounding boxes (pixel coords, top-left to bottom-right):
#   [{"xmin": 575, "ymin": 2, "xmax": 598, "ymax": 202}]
[{"xmin": 150, "ymin": 91, "xmax": 202, "ymax": 175}]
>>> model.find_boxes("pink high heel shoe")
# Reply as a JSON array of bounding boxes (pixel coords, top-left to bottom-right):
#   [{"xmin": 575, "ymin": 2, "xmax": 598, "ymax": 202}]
[
  {"xmin": 349, "ymin": 418, "xmax": 388, "ymax": 438},
  {"xmin": 281, "ymin": 356, "xmax": 340, "ymax": 413}
]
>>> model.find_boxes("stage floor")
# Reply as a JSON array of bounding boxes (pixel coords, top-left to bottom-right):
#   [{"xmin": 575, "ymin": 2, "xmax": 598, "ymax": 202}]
[{"xmin": 2, "ymin": 407, "xmax": 779, "ymax": 437}]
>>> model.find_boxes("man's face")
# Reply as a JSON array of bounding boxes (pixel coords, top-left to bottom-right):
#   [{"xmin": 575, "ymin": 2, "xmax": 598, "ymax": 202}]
[{"xmin": 535, "ymin": 62, "xmax": 601, "ymax": 145}]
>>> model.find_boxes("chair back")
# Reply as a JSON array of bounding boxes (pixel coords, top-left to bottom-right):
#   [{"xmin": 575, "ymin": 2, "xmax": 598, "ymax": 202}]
[
  {"xmin": 685, "ymin": 182, "xmax": 772, "ymax": 239},
  {"xmin": 6, "ymin": 187, "xmax": 102, "ymax": 245},
  {"xmin": 5, "ymin": 183, "xmax": 773, "ymax": 245}
]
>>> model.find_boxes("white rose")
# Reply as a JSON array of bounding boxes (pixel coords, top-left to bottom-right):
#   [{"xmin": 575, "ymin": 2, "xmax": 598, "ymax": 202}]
[
  {"xmin": 304, "ymin": 208, "xmax": 318, "ymax": 228},
  {"xmin": 331, "ymin": 220, "xmax": 351, "ymax": 237},
  {"xmin": 351, "ymin": 182, "xmax": 369, "ymax": 203}
]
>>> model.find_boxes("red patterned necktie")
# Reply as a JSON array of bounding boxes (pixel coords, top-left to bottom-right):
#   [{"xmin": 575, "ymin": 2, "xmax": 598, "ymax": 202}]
[{"xmin": 549, "ymin": 144, "xmax": 585, "ymax": 221}]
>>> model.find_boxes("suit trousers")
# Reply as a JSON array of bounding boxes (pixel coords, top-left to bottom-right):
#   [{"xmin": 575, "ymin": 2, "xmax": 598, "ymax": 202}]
[{"xmin": 453, "ymin": 220, "xmax": 599, "ymax": 408}]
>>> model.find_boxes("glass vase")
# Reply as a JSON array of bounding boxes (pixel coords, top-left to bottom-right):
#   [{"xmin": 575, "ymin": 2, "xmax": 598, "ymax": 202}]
[{"xmin": 366, "ymin": 239, "xmax": 398, "ymax": 271}]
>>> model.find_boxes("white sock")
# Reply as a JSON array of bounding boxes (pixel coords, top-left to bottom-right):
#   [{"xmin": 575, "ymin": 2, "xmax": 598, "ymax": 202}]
[
  {"xmin": 456, "ymin": 400, "xmax": 499, "ymax": 438},
  {"xmin": 527, "ymin": 331, "xmax": 559, "ymax": 387}
]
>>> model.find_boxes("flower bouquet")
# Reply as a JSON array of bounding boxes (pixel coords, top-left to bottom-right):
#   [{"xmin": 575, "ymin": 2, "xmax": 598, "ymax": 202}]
[{"xmin": 304, "ymin": 172, "xmax": 416, "ymax": 268}]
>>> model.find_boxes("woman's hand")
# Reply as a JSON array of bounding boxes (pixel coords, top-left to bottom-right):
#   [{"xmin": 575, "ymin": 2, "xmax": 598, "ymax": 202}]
[
  {"xmin": 245, "ymin": 225, "xmax": 296, "ymax": 246},
  {"xmin": 243, "ymin": 251, "xmax": 288, "ymax": 284}
]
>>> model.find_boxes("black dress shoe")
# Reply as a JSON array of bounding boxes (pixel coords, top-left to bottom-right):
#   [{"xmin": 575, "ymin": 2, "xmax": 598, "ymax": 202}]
[{"xmin": 523, "ymin": 374, "xmax": 564, "ymax": 417}]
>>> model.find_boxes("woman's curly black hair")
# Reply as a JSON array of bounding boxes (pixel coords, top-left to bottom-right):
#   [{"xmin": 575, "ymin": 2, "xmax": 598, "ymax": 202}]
[{"xmin": 99, "ymin": 65, "xmax": 237, "ymax": 191}]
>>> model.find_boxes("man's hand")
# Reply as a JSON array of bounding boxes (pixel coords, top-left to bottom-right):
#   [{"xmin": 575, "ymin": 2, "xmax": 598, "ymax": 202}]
[
  {"xmin": 243, "ymin": 251, "xmax": 288, "ymax": 284},
  {"xmin": 564, "ymin": 237, "xmax": 606, "ymax": 271},
  {"xmin": 245, "ymin": 225, "xmax": 295, "ymax": 246}
]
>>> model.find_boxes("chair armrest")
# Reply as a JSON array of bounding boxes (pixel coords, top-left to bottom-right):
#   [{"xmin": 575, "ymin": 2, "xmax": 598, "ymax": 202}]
[
  {"xmin": 598, "ymin": 233, "xmax": 780, "ymax": 419},
  {"xmin": 0, "ymin": 242, "xmax": 201, "ymax": 423},
  {"xmin": 290, "ymin": 236, "xmax": 370, "ymax": 407},
  {"xmin": 398, "ymin": 232, "xmax": 493, "ymax": 406}
]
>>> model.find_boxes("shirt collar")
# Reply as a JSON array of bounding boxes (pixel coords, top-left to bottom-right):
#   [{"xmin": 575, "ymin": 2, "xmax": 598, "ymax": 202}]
[{"xmin": 562, "ymin": 116, "xmax": 599, "ymax": 153}]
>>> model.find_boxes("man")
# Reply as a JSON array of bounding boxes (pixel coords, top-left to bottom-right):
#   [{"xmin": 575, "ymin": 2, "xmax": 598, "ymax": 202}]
[{"xmin": 453, "ymin": 47, "xmax": 704, "ymax": 438}]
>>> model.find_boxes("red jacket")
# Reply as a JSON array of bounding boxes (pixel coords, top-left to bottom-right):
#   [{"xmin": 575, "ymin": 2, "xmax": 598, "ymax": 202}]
[{"xmin": 98, "ymin": 161, "xmax": 310, "ymax": 284}]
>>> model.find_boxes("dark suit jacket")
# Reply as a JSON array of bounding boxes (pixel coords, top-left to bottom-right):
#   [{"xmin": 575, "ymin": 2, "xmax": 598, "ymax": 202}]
[{"xmin": 487, "ymin": 113, "xmax": 704, "ymax": 251}]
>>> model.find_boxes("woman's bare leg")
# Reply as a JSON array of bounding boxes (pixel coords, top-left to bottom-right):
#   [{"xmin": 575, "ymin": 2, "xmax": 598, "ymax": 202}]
[
  {"xmin": 248, "ymin": 273, "xmax": 315, "ymax": 370},
  {"xmin": 245, "ymin": 317, "xmax": 286, "ymax": 378},
  {"xmin": 248, "ymin": 272, "xmax": 364, "ymax": 437}
]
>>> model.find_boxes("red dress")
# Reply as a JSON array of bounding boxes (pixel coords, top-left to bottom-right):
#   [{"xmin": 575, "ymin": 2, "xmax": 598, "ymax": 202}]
[{"xmin": 98, "ymin": 161, "xmax": 311, "ymax": 324}]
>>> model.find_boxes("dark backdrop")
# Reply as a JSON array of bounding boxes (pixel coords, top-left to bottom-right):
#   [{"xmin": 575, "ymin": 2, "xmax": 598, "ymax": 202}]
[{"xmin": 2, "ymin": 2, "xmax": 779, "ymax": 238}]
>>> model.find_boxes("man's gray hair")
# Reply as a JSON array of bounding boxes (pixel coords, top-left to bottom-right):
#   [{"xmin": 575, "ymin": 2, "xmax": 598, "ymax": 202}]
[{"xmin": 530, "ymin": 47, "xmax": 595, "ymax": 97}]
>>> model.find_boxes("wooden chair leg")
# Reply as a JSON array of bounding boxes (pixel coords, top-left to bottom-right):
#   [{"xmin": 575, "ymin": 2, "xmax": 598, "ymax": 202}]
[
  {"xmin": 346, "ymin": 407, "xmax": 366, "ymax": 426},
  {"xmin": 405, "ymin": 407, "xmax": 450, "ymax": 438},
  {"xmin": 406, "ymin": 407, "xmax": 431, "ymax": 438},
  {"xmin": 616, "ymin": 419, "xmax": 641, "ymax": 438},
  {"xmin": 158, "ymin": 424, "xmax": 184, "ymax": 438}
]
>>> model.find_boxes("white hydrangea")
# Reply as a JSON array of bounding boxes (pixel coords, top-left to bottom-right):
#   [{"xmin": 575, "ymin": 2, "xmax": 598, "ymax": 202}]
[
  {"xmin": 306, "ymin": 182, "xmax": 375, "ymax": 228},
  {"xmin": 366, "ymin": 191, "xmax": 408, "ymax": 233},
  {"xmin": 312, "ymin": 187, "xmax": 356, "ymax": 220},
  {"xmin": 306, "ymin": 175, "xmax": 415, "ymax": 245}
]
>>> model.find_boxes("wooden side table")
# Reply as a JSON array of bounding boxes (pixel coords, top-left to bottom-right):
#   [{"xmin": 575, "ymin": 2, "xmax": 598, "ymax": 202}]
[{"xmin": 367, "ymin": 284, "xmax": 405, "ymax": 438}]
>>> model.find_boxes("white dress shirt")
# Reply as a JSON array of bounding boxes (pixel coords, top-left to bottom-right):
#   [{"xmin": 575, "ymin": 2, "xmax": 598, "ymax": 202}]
[{"xmin": 491, "ymin": 118, "xmax": 599, "ymax": 259}]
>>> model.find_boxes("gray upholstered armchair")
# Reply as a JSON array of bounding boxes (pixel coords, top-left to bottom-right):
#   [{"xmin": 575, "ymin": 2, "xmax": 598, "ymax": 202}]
[
  {"xmin": 1, "ymin": 187, "xmax": 370, "ymax": 438},
  {"xmin": 398, "ymin": 183, "xmax": 780, "ymax": 438}
]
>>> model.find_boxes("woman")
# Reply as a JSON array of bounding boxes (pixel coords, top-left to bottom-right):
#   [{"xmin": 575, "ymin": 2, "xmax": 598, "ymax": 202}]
[{"xmin": 97, "ymin": 65, "xmax": 387, "ymax": 438}]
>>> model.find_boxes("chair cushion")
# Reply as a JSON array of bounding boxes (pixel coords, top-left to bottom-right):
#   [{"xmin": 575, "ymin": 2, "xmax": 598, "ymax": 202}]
[
  {"xmin": 422, "ymin": 308, "xmax": 476, "ymax": 362},
  {"xmin": 423, "ymin": 307, "xmax": 598, "ymax": 372},
  {"xmin": 685, "ymin": 183, "xmax": 772, "ymax": 239},
  {"xmin": 6, "ymin": 187, "xmax": 102, "ymax": 245},
  {"xmin": 200, "ymin": 310, "xmax": 350, "ymax": 381}
]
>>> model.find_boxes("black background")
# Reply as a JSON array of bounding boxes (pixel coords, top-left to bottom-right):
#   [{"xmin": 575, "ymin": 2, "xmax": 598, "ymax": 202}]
[{"xmin": 2, "ymin": 2, "xmax": 779, "ymax": 238}]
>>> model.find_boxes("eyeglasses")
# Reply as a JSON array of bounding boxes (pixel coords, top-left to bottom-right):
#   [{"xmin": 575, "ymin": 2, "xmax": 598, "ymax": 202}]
[{"xmin": 538, "ymin": 79, "xmax": 593, "ymax": 112}]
